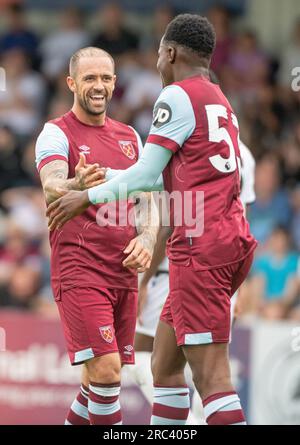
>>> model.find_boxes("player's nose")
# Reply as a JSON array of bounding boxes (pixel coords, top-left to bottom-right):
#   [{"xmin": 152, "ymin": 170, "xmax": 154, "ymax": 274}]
[{"xmin": 93, "ymin": 78, "xmax": 105, "ymax": 92}]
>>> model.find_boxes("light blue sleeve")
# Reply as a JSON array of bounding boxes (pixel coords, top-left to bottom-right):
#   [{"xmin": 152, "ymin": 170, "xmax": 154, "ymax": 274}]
[
  {"xmin": 88, "ymin": 143, "xmax": 172, "ymax": 204},
  {"xmin": 147, "ymin": 84, "xmax": 196, "ymax": 151},
  {"xmin": 35, "ymin": 122, "xmax": 69, "ymax": 170}
]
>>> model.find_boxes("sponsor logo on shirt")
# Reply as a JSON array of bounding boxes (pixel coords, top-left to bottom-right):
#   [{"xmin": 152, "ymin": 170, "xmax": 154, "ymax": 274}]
[
  {"xmin": 99, "ymin": 326, "xmax": 114, "ymax": 343},
  {"xmin": 119, "ymin": 141, "xmax": 136, "ymax": 160},
  {"xmin": 153, "ymin": 101, "xmax": 172, "ymax": 128},
  {"xmin": 79, "ymin": 145, "xmax": 91, "ymax": 155}
]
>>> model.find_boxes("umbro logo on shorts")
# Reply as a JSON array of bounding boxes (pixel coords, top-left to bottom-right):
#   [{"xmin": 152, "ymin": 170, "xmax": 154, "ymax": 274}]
[
  {"xmin": 124, "ymin": 345, "xmax": 133, "ymax": 355},
  {"xmin": 99, "ymin": 326, "xmax": 114, "ymax": 343}
]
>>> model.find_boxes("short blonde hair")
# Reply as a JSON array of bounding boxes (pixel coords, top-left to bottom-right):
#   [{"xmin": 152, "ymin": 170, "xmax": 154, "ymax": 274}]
[{"xmin": 69, "ymin": 47, "xmax": 115, "ymax": 77}]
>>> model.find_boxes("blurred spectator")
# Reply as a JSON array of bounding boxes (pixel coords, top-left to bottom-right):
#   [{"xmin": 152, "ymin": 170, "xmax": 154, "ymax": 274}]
[
  {"xmin": 246, "ymin": 84, "xmax": 286, "ymax": 155},
  {"xmin": 222, "ymin": 30, "xmax": 270, "ymax": 103},
  {"xmin": 207, "ymin": 5, "xmax": 234, "ymax": 78},
  {"xmin": 249, "ymin": 226, "xmax": 299, "ymax": 319},
  {"xmin": 0, "ymin": 3, "xmax": 39, "ymax": 63},
  {"xmin": 0, "ymin": 221, "xmax": 40, "ymax": 288},
  {"xmin": 0, "ymin": 125, "xmax": 27, "ymax": 191},
  {"xmin": 291, "ymin": 186, "xmax": 300, "ymax": 250},
  {"xmin": 45, "ymin": 70, "xmax": 73, "ymax": 120},
  {"xmin": 140, "ymin": 4, "xmax": 175, "ymax": 51},
  {"xmin": 0, "ymin": 263, "xmax": 41, "ymax": 309},
  {"xmin": 115, "ymin": 47, "xmax": 161, "ymax": 140},
  {"xmin": 278, "ymin": 18, "xmax": 300, "ymax": 88},
  {"xmin": 0, "ymin": 188, "xmax": 47, "ymax": 242},
  {"xmin": 92, "ymin": 2, "xmax": 139, "ymax": 57},
  {"xmin": 39, "ymin": 7, "xmax": 90, "ymax": 81},
  {"xmin": 280, "ymin": 138, "xmax": 300, "ymax": 188},
  {"xmin": 0, "ymin": 48, "xmax": 46, "ymax": 138},
  {"xmin": 249, "ymin": 155, "xmax": 292, "ymax": 244}
]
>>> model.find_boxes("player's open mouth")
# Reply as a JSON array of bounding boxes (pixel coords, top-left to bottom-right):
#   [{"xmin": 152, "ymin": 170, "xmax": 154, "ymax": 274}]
[{"xmin": 90, "ymin": 95, "xmax": 105, "ymax": 104}]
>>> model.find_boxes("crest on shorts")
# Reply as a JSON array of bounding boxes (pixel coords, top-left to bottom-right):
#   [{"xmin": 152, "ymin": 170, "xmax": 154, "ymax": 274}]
[
  {"xmin": 99, "ymin": 325, "xmax": 114, "ymax": 343},
  {"xmin": 119, "ymin": 141, "xmax": 136, "ymax": 160}
]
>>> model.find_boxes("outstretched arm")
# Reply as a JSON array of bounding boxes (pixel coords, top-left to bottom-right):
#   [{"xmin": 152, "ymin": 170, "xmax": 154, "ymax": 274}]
[
  {"xmin": 47, "ymin": 143, "xmax": 172, "ymax": 230},
  {"xmin": 88, "ymin": 143, "xmax": 171, "ymax": 204},
  {"xmin": 40, "ymin": 154, "xmax": 106, "ymax": 204}
]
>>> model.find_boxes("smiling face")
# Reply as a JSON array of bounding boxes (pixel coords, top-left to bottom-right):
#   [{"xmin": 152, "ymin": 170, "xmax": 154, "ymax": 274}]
[{"xmin": 67, "ymin": 55, "xmax": 116, "ymax": 118}]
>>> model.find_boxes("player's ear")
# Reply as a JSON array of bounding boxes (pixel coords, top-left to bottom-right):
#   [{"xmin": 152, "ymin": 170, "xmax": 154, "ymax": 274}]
[
  {"xmin": 168, "ymin": 45, "xmax": 176, "ymax": 64},
  {"xmin": 67, "ymin": 76, "xmax": 76, "ymax": 93}
]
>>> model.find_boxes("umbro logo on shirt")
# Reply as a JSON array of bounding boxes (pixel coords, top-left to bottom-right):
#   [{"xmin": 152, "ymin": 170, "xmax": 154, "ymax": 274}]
[{"xmin": 79, "ymin": 145, "xmax": 91, "ymax": 154}]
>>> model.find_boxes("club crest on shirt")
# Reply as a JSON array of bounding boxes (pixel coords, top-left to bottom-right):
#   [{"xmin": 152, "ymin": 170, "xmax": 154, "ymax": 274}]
[
  {"xmin": 99, "ymin": 326, "xmax": 114, "ymax": 343},
  {"xmin": 118, "ymin": 141, "xmax": 136, "ymax": 160},
  {"xmin": 79, "ymin": 145, "xmax": 91, "ymax": 155}
]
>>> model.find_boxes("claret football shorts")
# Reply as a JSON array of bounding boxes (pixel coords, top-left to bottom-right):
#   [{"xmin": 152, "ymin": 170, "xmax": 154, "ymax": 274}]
[
  {"xmin": 54, "ymin": 286, "xmax": 138, "ymax": 365},
  {"xmin": 160, "ymin": 252, "xmax": 254, "ymax": 345}
]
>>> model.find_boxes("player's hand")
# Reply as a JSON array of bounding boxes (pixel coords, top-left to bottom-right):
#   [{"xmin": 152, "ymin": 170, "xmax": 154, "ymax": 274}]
[
  {"xmin": 47, "ymin": 189, "xmax": 90, "ymax": 231},
  {"xmin": 75, "ymin": 153, "xmax": 107, "ymax": 190},
  {"xmin": 137, "ymin": 282, "xmax": 148, "ymax": 325},
  {"xmin": 122, "ymin": 234, "xmax": 153, "ymax": 272}
]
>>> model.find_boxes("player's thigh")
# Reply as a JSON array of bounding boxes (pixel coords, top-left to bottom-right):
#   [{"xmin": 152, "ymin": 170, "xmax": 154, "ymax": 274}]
[
  {"xmin": 151, "ymin": 320, "xmax": 186, "ymax": 384},
  {"xmin": 134, "ymin": 332, "xmax": 154, "ymax": 352}
]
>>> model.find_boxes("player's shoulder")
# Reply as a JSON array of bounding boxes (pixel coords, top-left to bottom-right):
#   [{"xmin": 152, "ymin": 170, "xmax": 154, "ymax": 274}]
[
  {"xmin": 36, "ymin": 114, "xmax": 70, "ymax": 146},
  {"xmin": 106, "ymin": 116, "xmax": 136, "ymax": 135},
  {"xmin": 39, "ymin": 112, "xmax": 71, "ymax": 136}
]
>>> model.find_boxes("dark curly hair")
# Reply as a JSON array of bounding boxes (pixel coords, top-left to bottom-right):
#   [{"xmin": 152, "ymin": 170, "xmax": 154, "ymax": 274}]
[{"xmin": 163, "ymin": 14, "xmax": 216, "ymax": 59}]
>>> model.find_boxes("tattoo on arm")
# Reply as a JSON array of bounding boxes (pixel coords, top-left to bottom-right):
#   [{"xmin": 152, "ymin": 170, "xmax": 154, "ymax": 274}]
[
  {"xmin": 134, "ymin": 192, "xmax": 159, "ymax": 250},
  {"xmin": 40, "ymin": 160, "xmax": 77, "ymax": 204}
]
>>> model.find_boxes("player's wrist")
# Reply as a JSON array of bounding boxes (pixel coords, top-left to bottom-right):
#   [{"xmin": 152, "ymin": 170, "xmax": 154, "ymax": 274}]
[{"xmin": 81, "ymin": 189, "xmax": 92, "ymax": 207}]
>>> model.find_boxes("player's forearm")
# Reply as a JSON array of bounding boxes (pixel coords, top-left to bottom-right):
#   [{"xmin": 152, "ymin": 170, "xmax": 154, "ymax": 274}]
[
  {"xmin": 140, "ymin": 226, "xmax": 171, "ymax": 286},
  {"xmin": 107, "ymin": 167, "xmax": 164, "ymax": 190},
  {"xmin": 134, "ymin": 192, "xmax": 159, "ymax": 253},
  {"xmin": 88, "ymin": 143, "xmax": 171, "ymax": 204},
  {"xmin": 43, "ymin": 177, "xmax": 79, "ymax": 204}
]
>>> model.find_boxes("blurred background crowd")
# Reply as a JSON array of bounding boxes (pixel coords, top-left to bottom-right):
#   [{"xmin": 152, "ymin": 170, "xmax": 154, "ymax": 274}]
[{"xmin": 1, "ymin": 0, "xmax": 300, "ymax": 323}]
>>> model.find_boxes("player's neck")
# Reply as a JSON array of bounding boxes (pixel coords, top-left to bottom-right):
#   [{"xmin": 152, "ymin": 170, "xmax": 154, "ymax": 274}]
[
  {"xmin": 173, "ymin": 66, "xmax": 210, "ymax": 83},
  {"xmin": 71, "ymin": 105, "xmax": 106, "ymax": 126}
]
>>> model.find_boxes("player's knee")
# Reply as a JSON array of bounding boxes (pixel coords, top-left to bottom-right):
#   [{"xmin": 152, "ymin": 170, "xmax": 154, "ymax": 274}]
[
  {"xmin": 86, "ymin": 354, "xmax": 121, "ymax": 384},
  {"xmin": 151, "ymin": 352, "xmax": 185, "ymax": 386},
  {"xmin": 192, "ymin": 369, "xmax": 231, "ymax": 397}
]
